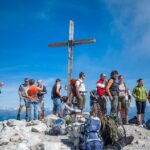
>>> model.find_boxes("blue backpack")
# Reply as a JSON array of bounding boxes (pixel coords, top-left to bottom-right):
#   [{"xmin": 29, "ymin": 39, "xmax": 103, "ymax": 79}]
[{"xmin": 79, "ymin": 117, "xmax": 103, "ymax": 150}]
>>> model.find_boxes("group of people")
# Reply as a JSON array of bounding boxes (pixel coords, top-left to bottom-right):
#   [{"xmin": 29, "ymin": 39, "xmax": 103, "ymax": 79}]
[
  {"xmin": 1, "ymin": 70, "xmax": 150, "ymax": 126},
  {"xmin": 51, "ymin": 71, "xmax": 150, "ymax": 126},
  {"xmin": 17, "ymin": 78, "xmax": 47, "ymax": 121}
]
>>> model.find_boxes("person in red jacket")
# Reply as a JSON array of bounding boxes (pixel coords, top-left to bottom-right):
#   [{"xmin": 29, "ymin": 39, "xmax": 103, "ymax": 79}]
[
  {"xmin": 96, "ymin": 73, "xmax": 107, "ymax": 116},
  {"xmin": 148, "ymin": 90, "xmax": 150, "ymax": 102}
]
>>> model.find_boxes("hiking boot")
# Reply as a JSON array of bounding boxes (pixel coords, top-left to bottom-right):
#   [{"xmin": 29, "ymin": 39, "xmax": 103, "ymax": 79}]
[
  {"xmin": 136, "ymin": 121, "xmax": 140, "ymax": 126},
  {"xmin": 17, "ymin": 114, "xmax": 20, "ymax": 120},
  {"xmin": 142, "ymin": 120, "xmax": 146, "ymax": 128}
]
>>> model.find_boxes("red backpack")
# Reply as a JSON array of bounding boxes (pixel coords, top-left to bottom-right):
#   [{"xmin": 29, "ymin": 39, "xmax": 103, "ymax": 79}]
[{"xmin": 70, "ymin": 79, "xmax": 81, "ymax": 96}]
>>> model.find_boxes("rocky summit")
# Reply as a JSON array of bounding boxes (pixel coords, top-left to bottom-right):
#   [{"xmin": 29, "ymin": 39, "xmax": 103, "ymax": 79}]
[{"xmin": 0, "ymin": 115, "xmax": 150, "ymax": 150}]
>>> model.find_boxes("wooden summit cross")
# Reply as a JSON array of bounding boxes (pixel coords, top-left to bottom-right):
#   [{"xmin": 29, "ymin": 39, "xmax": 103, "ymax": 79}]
[{"xmin": 48, "ymin": 20, "xmax": 96, "ymax": 97}]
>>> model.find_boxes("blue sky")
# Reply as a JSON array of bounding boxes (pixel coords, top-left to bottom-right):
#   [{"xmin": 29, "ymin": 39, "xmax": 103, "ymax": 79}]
[{"xmin": 0, "ymin": 0, "xmax": 150, "ymax": 110}]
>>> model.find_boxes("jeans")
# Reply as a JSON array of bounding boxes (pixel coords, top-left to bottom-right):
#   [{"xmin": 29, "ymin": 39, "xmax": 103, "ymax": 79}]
[
  {"xmin": 28, "ymin": 100, "xmax": 39, "ymax": 121},
  {"xmin": 110, "ymin": 96, "xmax": 118, "ymax": 116},
  {"xmin": 53, "ymin": 98, "xmax": 61, "ymax": 112}
]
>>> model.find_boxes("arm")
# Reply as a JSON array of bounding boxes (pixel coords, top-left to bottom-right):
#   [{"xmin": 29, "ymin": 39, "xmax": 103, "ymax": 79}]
[
  {"xmin": 132, "ymin": 87, "xmax": 138, "ymax": 99},
  {"xmin": 106, "ymin": 79, "xmax": 113, "ymax": 101}
]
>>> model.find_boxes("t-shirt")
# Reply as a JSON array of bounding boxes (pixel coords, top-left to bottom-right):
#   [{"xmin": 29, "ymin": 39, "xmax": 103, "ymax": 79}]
[
  {"xmin": 118, "ymin": 82, "xmax": 126, "ymax": 97},
  {"xmin": 76, "ymin": 79, "xmax": 86, "ymax": 94},
  {"xmin": 27, "ymin": 86, "xmax": 39, "ymax": 101},
  {"xmin": 19, "ymin": 84, "xmax": 29, "ymax": 98}
]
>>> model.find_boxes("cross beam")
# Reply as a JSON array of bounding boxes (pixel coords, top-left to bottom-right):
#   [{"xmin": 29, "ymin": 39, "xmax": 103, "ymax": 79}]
[{"xmin": 48, "ymin": 20, "xmax": 96, "ymax": 97}]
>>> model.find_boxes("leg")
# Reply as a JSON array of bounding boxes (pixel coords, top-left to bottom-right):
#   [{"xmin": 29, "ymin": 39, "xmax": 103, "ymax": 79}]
[
  {"xmin": 141, "ymin": 101, "xmax": 146, "ymax": 125},
  {"xmin": 117, "ymin": 98, "xmax": 122, "ymax": 123},
  {"xmin": 136, "ymin": 101, "xmax": 142, "ymax": 125},
  {"xmin": 29, "ymin": 102, "xmax": 34, "ymax": 121},
  {"xmin": 34, "ymin": 102, "xmax": 39, "ymax": 120},
  {"xmin": 24, "ymin": 99, "xmax": 29, "ymax": 121},
  {"xmin": 110, "ymin": 96, "xmax": 118, "ymax": 117},
  {"xmin": 17, "ymin": 105, "xmax": 23, "ymax": 120}
]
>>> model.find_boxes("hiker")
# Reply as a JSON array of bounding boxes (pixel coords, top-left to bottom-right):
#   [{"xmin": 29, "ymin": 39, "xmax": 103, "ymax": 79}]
[
  {"xmin": 132, "ymin": 79, "xmax": 147, "ymax": 126},
  {"xmin": 106, "ymin": 70, "xmax": 119, "ymax": 117},
  {"xmin": 148, "ymin": 90, "xmax": 150, "ymax": 102},
  {"xmin": 0, "ymin": 82, "xmax": 4, "ymax": 94},
  {"xmin": 75, "ymin": 72, "xmax": 87, "ymax": 111},
  {"xmin": 90, "ymin": 89, "xmax": 102, "ymax": 119},
  {"xmin": 17, "ymin": 78, "xmax": 29, "ymax": 121},
  {"xmin": 59, "ymin": 96, "xmax": 81, "ymax": 118},
  {"xmin": 96, "ymin": 73, "xmax": 107, "ymax": 116},
  {"xmin": 118, "ymin": 75, "xmax": 128, "ymax": 124},
  {"xmin": 37, "ymin": 80, "xmax": 47, "ymax": 120},
  {"xmin": 51, "ymin": 79, "xmax": 62, "ymax": 116},
  {"xmin": 27, "ymin": 79, "xmax": 43, "ymax": 121}
]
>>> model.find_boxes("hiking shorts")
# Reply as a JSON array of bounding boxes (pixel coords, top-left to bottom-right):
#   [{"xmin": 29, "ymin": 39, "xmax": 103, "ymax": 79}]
[
  {"xmin": 136, "ymin": 101, "xmax": 146, "ymax": 115},
  {"xmin": 76, "ymin": 95, "xmax": 86, "ymax": 110},
  {"xmin": 98, "ymin": 96, "xmax": 107, "ymax": 115},
  {"xmin": 118, "ymin": 96, "xmax": 126, "ymax": 111},
  {"xmin": 53, "ymin": 98, "xmax": 61, "ymax": 112},
  {"xmin": 20, "ymin": 98, "xmax": 28, "ymax": 107}
]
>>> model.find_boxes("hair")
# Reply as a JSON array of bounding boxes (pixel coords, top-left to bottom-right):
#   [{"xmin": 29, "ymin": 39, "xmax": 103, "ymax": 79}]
[
  {"xmin": 55, "ymin": 78, "xmax": 61, "ymax": 83},
  {"xmin": 79, "ymin": 72, "xmax": 85, "ymax": 78},
  {"xmin": 110, "ymin": 70, "xmax": 118, "ymax": 77},
  {"xmin": 24, "ymin": 78, "xmax": 28, "ymax": 81},
  {"xmin": 60, "ymin": 96, "xmax": 68, "ymax": 103},
  {"xmin": 137, "ymin": 78, "xmax": 143, "ymax": 83},
  {"xmin": 29, "ymin": 79, "xmax": 35, "ymax": 85},
  {"xmin": 118, "ymin": 75, "xmax": 123, "ymax": 79}
]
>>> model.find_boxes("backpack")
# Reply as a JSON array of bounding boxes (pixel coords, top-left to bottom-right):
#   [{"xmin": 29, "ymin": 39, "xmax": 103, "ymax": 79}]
[
  {"xmin": 49, "ymin": 118, "xmax": 66, "ymax": 135},
  {"xmin": 79, "ymin": 117, "xmax": 103, "ymax": 150},
  {"xmin": 101, "ymin": 116, "xmax": 126, "ymax": 146},
  {"xmin": 70, "ymin": 79, "xmax": 81, "ymax": 97}
]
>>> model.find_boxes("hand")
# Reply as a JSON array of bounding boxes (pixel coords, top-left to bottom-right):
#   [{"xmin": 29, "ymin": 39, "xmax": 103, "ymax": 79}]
[{"xmin": 109, "ymin": 96, "xmax": 113, "ymax": 101}]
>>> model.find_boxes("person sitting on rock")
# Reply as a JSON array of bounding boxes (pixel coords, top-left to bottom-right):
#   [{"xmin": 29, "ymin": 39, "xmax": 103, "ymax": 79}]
[
  {"xmin": 59, "ymin": 96, "xmax": 81, "ymax": 118},
  {"xmin": 90, "ymin": 89, "xmax": 102, "ymax": 119},
  {"xmin": 27, "ymin": 79, "xmax": 43, "ymax": 121}
]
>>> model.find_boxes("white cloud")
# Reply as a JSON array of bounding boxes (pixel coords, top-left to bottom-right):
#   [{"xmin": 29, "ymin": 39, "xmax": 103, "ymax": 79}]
[{"xmin": 105, "ymin": 0, "xmax": 150, "ymax": 58}]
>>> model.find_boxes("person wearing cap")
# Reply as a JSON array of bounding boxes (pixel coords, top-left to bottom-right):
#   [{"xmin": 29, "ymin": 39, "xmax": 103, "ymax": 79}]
[
  {"xmin": 37, "ymin": 80, "xmax": 47, "ymax": 120},
  {"xmin": 96, "ymin": 73, "xmax": 107, "ymax": 116},
  {"xmin": 75, "ymin": 72, "xmax": 87, "ymax": 111},
  {"xmin": 106, "ymin": 70, "xmax": 119, "ymax": 117},
  {"xmin": 132, "ymin": 79, "xmax": 147, "ymax": 126},
  {"xmin": 51, "ymin": 79, "xmax": 62, "ymax": 116},
  {"xmin": 17, "ymin": 78, "xmax": 29, "ymax": 121}
]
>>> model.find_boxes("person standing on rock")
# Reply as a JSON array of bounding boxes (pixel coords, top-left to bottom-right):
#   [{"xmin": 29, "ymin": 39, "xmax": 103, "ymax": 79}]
[
  {"xmin": 17, "ymin": 78, "xmax": 29, "ymax": 121},
  {"xmin": 132, "ymin": 79, "xmax": 147, "ymax": 126},
  {"xmin": 106, "ymin": 70, "xmax": 119, "ymax": 118},
  {"xmin": 37, "ymin": 80, "xmax": 47, "ymax": 120},
  {"xmin": 51, "ymin": 79, "xmax": 62, "ymax": 116},
  {"xmin": 96, "ymin": 73, "xmax": 107, "ymax": 116},
  {"xmin": 75, "ymin": 72, "xmax": 87, "ymax": 112},
  {"xmin": 27, "ymin": 79, "xmax": 43, "ymax": 121},
  {"xmin": 117, "ymin": 75, "xmax": 128, "ymax": 124}
]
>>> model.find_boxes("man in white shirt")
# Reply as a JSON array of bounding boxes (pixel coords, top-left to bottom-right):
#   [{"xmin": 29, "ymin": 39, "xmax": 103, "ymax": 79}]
[{"xmin": 75, "ymin": 72, "xmax": 86, "ymax": 111}]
